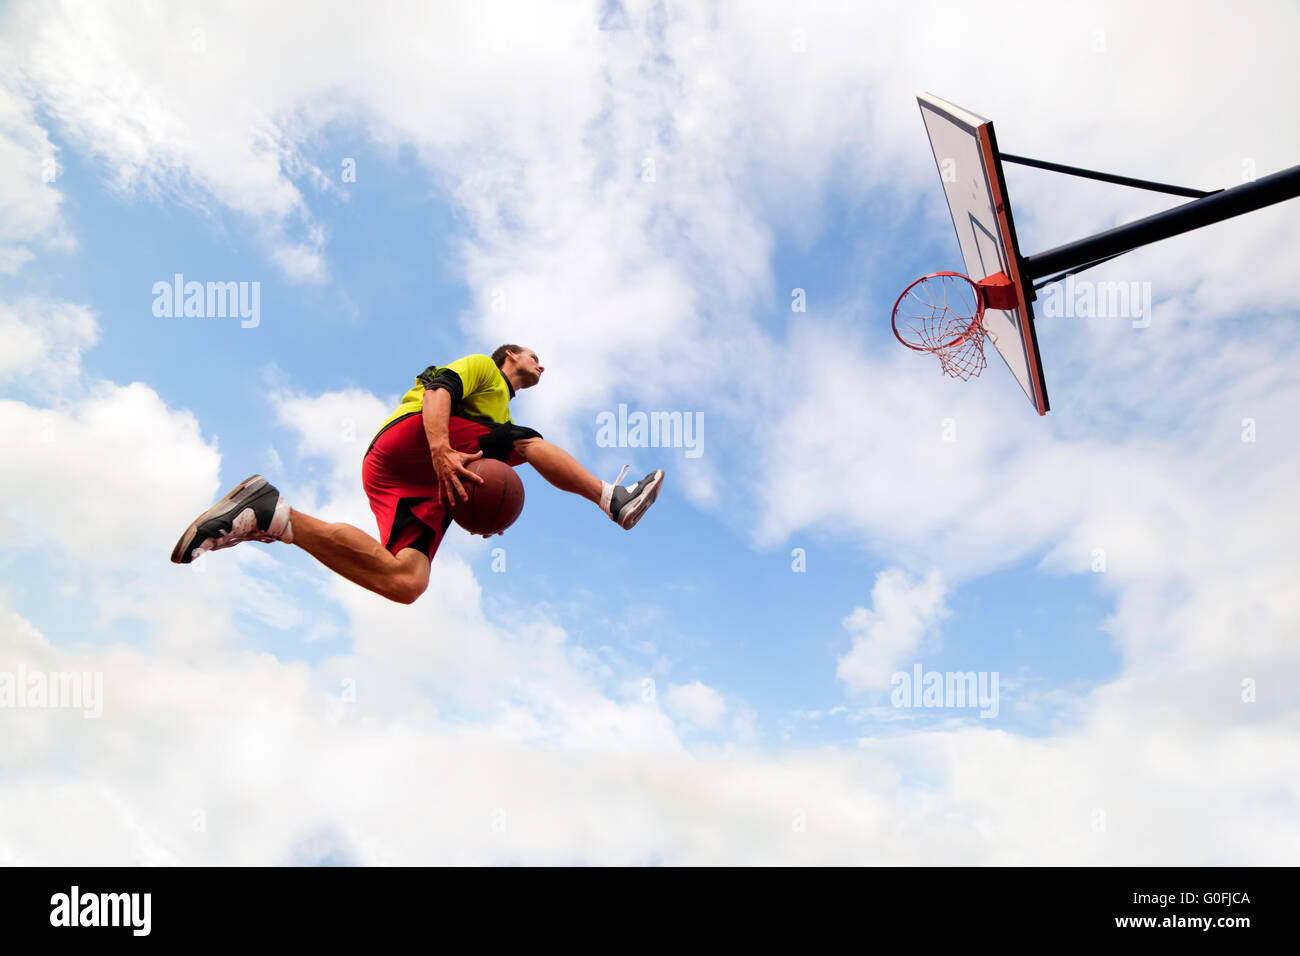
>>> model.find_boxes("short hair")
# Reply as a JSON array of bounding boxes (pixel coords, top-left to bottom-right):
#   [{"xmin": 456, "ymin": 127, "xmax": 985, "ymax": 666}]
[{"xmin": 492, "ymin": 344, "xmax": 526, "ymax": 368}]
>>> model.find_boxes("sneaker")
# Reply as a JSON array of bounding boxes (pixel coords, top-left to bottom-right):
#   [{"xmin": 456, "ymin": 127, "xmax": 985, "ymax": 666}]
[
  {"xmin": 170, "ymin": 474, "xmax": 294, "ymax": 564},
  {"xmin": 599, "ymin": 465, "xmax": 665, "ymax": 530}
]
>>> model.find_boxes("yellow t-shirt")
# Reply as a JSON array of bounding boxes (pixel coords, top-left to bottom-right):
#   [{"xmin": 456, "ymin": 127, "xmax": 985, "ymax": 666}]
[{"xmin": 369, "ymin": 354, "xmax": 517, "ymax": 450}]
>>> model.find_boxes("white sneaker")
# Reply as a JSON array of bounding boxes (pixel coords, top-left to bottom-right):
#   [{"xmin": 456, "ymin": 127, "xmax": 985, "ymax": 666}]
[
  {"xmin": 599, "ymin": 465, "xmax": 665, "ymax": 530},
  {"xmin": 170, "ymin": 474, "xmax": 294, "ymax": 564}
]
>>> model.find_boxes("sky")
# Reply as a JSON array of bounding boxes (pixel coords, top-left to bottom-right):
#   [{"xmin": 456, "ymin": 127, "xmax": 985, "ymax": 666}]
[{"xmin": 1, "ymin": 0, "xmax": 1298, "ymax": 864}]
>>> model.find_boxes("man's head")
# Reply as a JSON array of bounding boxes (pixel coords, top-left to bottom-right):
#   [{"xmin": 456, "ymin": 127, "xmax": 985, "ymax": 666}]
[{"xmin": 493, "ymin": 344, "xmax": 544, "ymax": 390}]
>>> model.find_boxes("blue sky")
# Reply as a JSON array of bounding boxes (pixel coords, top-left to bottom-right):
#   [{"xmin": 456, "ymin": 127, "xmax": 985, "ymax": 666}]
[
  {"xmin": 2, "ymin": 0, "xmax": 1298, "ymax": 865},
  {"xmin": 21, "ymin": 121, "xmax": 1116, "ymax": 736}
]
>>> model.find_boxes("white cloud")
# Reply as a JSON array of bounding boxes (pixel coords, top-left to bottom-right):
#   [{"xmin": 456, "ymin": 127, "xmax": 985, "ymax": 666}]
[
  {"xmin": 0, "ymin": 298, "xmax": 97, "ymax": 392},
  {"xmin": 2, "ymin": 1, "xmax": 328, "ymax": 281},
  {"xmin": 838, "ymin": 569, "xmax": 948, "ymax": 694},
  {"xmin": 0, "ymin": 84, "xmax": 74, "ymax": 273},
  {"xmin": 664, "ymin": 680, "xmax": 727, "ymax": 729},
  {"xmin": 0, "ymin": 334, "xmax": 222, "ymax": 572}
]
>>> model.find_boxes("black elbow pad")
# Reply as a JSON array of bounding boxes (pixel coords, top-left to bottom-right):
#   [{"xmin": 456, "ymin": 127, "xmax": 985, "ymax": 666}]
[{"xmin": 416, "ymin": 367, "xmax": 464, "ymax": 405}]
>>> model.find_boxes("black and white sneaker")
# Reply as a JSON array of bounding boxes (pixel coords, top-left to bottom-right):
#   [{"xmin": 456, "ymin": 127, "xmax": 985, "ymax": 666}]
[
  {"xmin": 169, "ymin": 474, "xmax": 294, "ymax": 564},
  {"xmin": 600, "ymin": 465, "xmax": 665, "ymax": 530}
]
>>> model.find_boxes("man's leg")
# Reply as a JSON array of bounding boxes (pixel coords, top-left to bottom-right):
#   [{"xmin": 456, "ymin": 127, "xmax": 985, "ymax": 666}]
[
  {"xmin": 513, "ymin": 438, "xmax": 602, "ymax": 502},
  {"xmin": 513, "ymin": 437, "xmax": 664, "ymax": 530},
  {"xmin": 289, "ymin": 510, "xmax": 430, "ymax": 605},
  {"xmin": 167, "ymin": 472, "xmax": 431, "ymax": 604}
]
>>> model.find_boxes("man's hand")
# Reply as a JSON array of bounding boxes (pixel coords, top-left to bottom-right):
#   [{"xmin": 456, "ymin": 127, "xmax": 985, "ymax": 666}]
[{"xmin": 430, "ymin": 443, "xmax": 485, "ymax": 507}]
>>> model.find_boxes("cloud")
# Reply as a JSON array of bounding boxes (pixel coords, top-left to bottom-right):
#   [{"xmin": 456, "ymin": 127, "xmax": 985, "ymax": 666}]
[
  {"xmin": 0, "ymin": 84, "xmax": 74, "ymax": 273},
  {"xmin": 0, "ymin": 298, "xmax": 97, "ymax": 393},
  {"xmin": 2, "ymin": 1, "xmax": 328, "ymax": 282},
  {"xmin": 267, "ymin": 383, "xmax": 392, "ymax": 529},
  {"xmin": 838, "ymin": 569, "xmax": 948, "ymax": 694},
  {"xmin": 5, "ymin": 572, "xmax": 1299, "ymax": 865},
  {"xmin": 664, "ymin": 680, "xmax": 727, "ymax": 729},
  {"xmin": 0, "ymin": 311, "xmax": 222, "ymax": 570}
]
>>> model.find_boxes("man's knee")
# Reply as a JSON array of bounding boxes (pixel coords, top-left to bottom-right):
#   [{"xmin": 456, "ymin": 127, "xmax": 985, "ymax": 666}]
[
  {"xmin": 388, "ymin": 551, "xmax": 430, "ymax": 604},
  {"xmin": 513, "ymin": 436, "xmax": 544, "ymax": 458},
  {"xmin": 392, "ymin": 578, "xmax": 426, "ymax": 605},
  {"xmin": 483, "ymin": 424, "xmax": 542, "ymax": 461}
]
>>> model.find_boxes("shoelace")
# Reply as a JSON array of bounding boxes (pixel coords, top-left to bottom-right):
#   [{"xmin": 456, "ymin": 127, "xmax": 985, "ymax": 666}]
[
  {"xmin": 203, "ymin": 507, "xmax": 269, "ymax": 551},
  {"xmin": 609, "ymin": 464, "xmax": 630, "ymax": 489}
]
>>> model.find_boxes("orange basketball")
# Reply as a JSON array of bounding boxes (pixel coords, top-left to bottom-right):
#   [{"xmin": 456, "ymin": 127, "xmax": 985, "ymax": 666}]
[{"xmin": 449, "ymin": 458, "xmax": 525, "ymax": 535}]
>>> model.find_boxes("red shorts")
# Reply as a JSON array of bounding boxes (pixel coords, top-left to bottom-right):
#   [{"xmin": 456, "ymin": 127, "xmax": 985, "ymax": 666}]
[{"xmin": 362, "ymin": 414, "xmax": 539, "ymax": 561}]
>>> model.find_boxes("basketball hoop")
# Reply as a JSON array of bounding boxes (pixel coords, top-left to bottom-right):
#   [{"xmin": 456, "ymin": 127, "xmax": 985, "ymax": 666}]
[{"xmin": 891, "ymin": 271, "xmax": 1018, "ymax": 381}]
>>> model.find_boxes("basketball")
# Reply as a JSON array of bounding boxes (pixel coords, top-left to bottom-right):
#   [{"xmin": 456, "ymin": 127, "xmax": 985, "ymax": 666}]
[{"xmin": 449, "ymin": 458, "xmax": 525, "ymax": 535}]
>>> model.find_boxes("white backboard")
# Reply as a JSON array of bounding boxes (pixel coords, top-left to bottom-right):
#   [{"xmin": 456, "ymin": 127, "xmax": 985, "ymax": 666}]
[{"xmin": 918, "ymin": 93, "xmax": 1049, "ymax": 414}]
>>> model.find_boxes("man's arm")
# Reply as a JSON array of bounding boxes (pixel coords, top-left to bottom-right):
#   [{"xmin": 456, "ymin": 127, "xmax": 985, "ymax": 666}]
[
  {"xmin": 422, "ymin": 385, "xmax": 453, "ymax": 450},
  {"xmin": 423, "ymin": 386, "xmax": 484, "ymax": 505}
]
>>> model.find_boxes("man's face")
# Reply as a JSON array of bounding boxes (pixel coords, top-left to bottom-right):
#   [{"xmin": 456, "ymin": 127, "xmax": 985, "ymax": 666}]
[{"xmin": 512, "ymin": 349, "xmax": 544, "ymax": 388}]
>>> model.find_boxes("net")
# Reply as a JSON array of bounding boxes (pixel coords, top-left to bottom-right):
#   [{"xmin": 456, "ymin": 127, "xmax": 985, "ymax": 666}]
[{"xmin": 891, "ymin": 272, "xmax": 991, "ymax": 381}]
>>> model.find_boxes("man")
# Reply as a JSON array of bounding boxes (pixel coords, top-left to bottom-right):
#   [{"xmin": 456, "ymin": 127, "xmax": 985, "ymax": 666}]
[{"xmin": 169, "ymin": 345, "xmax": 665, "ymax": 604}]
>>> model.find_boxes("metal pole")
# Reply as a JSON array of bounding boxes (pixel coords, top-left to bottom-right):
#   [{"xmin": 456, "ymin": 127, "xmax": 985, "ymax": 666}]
[
  {"xmin": 1001, "ymin": 153, "xmax": 1216, "ymax": 199},
  {"xmin": 1022, "ymin": 164, "xmax": 1300, "ymax": 282}
]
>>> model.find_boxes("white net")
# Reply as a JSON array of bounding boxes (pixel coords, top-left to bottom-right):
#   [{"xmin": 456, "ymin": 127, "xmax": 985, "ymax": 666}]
[{"xmin": 892, "ymin": 273, "xmax": 991, "ymax": 381}]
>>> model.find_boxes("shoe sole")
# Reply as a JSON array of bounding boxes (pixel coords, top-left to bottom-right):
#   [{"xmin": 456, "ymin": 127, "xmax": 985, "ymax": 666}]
[
  {"xmin": 169, "ymin": 474, "xmax": 269, "ymax": 564},
  {"xmin": 619, "ymin": 470, "xmax": 664, "ymax": 530}
]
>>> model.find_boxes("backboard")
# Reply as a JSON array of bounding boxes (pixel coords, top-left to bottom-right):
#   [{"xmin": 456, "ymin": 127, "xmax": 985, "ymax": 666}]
[{"xmin": 917, "ymin": 93, "xmax": 1049, "ymax": 414}]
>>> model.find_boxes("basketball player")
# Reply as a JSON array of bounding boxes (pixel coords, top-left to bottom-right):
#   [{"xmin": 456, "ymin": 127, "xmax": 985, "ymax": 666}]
[{"xmin": 169, "ymin": 346, "xmax": 665, "ymax": 604}]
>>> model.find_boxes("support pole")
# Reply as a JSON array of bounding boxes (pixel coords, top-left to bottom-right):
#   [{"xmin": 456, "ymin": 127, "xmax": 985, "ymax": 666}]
[
  {"xmin": 1000, "ymin": 153, "xmax": 1216, "ymax": 199},
  {"xmin": 1022, "ymin": 164, "xmax": 1300, "ymax": 282}
]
